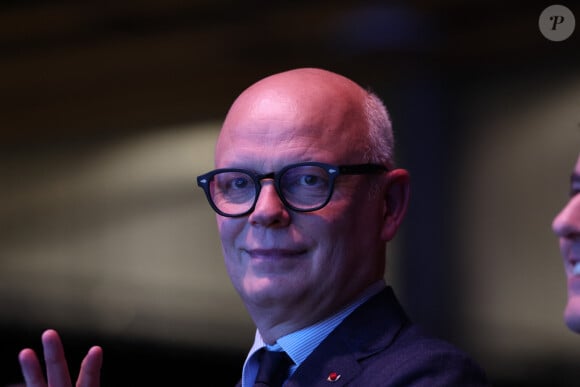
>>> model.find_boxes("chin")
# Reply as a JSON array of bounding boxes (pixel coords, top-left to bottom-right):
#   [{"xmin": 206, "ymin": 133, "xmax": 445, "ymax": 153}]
[{"xmin": 564, "ymin": 297, "xmax": 580, "ymax": 334}]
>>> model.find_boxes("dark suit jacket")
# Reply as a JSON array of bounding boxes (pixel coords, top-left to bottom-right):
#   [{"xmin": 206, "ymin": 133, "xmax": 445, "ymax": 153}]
[{"xmin": 237, "ymin": 286, "xmax": 490, "ymax": 386}]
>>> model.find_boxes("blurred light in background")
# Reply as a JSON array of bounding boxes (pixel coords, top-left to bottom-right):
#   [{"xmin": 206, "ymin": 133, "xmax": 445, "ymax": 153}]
[
  {"xmin": 1, "ymin": 1, "xmax": 580, "ymax": 385},
  {"xmin": 0, "ymin": 123, "xmax": 254, "ymax": 350}
]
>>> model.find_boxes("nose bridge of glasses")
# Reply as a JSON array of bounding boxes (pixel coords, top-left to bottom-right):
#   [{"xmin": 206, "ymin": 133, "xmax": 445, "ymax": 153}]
[
  {"xmin": 256, "ymin": 171, "xmax": 276, "ymax": 183},
  {"xmin": 255, "ymin": 171, "xmax": 283, "ymax": 199}
]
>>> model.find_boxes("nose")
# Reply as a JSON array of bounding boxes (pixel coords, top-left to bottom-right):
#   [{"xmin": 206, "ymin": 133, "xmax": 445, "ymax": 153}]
[
  {"xmin": 248, "ymin": 181, "xmax": 290, "ymax": 227},
  {"xmin": 553, "ymin": 197, "xmax": 580, "ymax": 238}
]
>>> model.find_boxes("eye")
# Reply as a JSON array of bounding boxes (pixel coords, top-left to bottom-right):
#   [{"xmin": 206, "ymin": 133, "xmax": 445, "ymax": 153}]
[
  {"xmin": 283, "ymin": 166, "xmax": 329, "ymax": 190},
  {"xmin": 215, "ymin": 172, "xmax": 252, "ymax": 192},
  {"xmin": 300, "ymin": 174, "xmax": 320, "ymax": 186},
  {"xmin": 231, "ymin": 176, "xmax": 250, "ymax": 189}
]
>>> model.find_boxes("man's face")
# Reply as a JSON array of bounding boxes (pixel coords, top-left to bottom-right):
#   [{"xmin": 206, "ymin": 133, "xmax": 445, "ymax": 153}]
[
  {"xmin": 552, "ymin": 154, "xmax": 580, "ymax": 333},
  {"xmin": 213, "ymin": 77, "xmax": 388, "ymax": 328}
]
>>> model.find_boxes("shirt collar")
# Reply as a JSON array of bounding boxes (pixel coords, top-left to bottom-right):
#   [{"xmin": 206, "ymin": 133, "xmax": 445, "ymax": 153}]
[{"xmin": 248, "ymin": 279, "xmax": 386, "ymax": 367}]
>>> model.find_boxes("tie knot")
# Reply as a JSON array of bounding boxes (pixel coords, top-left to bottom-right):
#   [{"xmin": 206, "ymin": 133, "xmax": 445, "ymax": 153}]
[{"xmin": 254, "ymin": 349, "xmax": 293, "ymax": 387}]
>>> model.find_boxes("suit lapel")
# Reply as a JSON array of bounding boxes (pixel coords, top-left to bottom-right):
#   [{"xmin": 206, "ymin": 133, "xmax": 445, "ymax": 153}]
[{"xmin": 284, "ymin": 287, "xmax": 409, "ymax": 386}]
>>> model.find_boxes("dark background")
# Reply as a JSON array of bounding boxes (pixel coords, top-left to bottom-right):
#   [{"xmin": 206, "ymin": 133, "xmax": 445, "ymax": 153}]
[{"xmin": 1, "ymin": 1, "xmax": 580, "ymax": 386}]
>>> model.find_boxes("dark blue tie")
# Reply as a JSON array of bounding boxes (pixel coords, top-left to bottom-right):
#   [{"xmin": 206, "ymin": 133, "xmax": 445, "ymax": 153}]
[{"xmin": 254, "ymin": 349, "xmax": 293, "ymax": 387}]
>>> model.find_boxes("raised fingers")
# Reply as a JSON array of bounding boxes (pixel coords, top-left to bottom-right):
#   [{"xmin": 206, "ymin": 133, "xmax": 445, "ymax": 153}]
[
  {"xmin": 18, "ymin": 348, "xmax": 47, "ymax": 387},
  {"xmin": 41, "ymin": 329, "xmax": 73, "ymax": 387},
  {"xmin": 76, "ymin": 346, "xmax": 103, "ymax": 387},
  {"xmin": 19, "ymin": 329, "xmax": 102, "ymax": 387}
]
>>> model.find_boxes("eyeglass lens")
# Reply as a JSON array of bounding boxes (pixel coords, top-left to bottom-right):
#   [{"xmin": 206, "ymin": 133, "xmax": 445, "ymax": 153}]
[{"xmin": 209, "ymin": 164, "xmax": 333, "ymax": 215}]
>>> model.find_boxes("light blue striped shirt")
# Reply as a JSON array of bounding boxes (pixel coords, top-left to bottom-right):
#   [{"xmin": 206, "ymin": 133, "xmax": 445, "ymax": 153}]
[{"xmin": 240, "ymin": 280, "xmax": 386, "ymax": 387}]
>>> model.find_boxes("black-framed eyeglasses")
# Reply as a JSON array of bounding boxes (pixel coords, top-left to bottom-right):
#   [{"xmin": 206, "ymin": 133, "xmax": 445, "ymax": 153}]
[{"xmin": 196, "ymin": 162, "xmax": 388, "ymax": 218}]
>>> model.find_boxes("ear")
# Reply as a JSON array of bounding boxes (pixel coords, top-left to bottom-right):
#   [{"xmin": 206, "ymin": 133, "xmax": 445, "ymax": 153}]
[{"xmin": 380, "ymin": 168, "xmax": 410, "ymax": 241}]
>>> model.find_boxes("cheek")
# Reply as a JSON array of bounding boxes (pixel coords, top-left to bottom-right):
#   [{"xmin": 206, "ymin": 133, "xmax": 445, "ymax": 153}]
[
  {"xmin": 216, "ymin": 217, "xmax": 243, "ymax": 252},
  {"xmin": 217, "ymin": 218, "xmax": 245, "ymax": 283},
  {"xmin": 341, "ymin": 197, "xmax": 383, "ymax": 237},
  {"xmin": 316, "ymin": 203, "xmax": 376, "ymax": 255}
]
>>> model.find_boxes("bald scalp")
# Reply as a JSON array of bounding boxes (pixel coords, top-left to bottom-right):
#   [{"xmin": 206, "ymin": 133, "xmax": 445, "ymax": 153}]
[
  {"xmin": 217, "ymin": 68, "xmax": 370, "ymax": 161},
  {"xmin": 232, "ymin": 68, "xmax": 367, "ymax": 115},
  {"xmin": 244, "ymin": 67, "xmax": 365, "ymax": 95}
]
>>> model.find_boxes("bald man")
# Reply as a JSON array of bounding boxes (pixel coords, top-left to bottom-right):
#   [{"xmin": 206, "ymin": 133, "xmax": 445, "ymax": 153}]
[
  {"xmin": 198, "ymin": 67, "xmax": 489, "ymax": 386},
  {"xmin": 18, "ymin": 68, "xmax": 489, "ymax": 387}
]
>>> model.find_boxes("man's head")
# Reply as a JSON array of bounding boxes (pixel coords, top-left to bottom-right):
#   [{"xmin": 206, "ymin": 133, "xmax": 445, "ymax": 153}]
[
  {"xmin": 199, "ymin": 68, "xmax": 409, "ymax": 342},
  {"xmin": 552, "ymin": 153, "xmax": 580, "ymax": 334}
]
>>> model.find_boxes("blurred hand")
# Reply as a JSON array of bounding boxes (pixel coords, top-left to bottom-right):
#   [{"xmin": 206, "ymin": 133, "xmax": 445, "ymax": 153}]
[{"xmin": 18, "ymin": 329, "xmax": 102, "ymax": 387}]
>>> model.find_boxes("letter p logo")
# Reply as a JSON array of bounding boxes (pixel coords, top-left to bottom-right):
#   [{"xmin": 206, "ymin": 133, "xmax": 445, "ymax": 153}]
[
  {"xmin": 550, "ymin": 15, "xmax": 566, "ymax": 30},
  {"xmin": 539, "ymin": 5, "xmax": 576, "ymax": 41}
]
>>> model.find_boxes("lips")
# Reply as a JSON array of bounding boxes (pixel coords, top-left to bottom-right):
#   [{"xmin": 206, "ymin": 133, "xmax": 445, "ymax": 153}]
[{"xmin": 245, "ymin": 248, "xmax": 307, "ymax": 259}]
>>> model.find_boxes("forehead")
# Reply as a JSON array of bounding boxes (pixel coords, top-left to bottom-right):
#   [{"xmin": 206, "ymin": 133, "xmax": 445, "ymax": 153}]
[{"xmin": 215, "ymin": 125, "xmax": 339, "ymax": 169}]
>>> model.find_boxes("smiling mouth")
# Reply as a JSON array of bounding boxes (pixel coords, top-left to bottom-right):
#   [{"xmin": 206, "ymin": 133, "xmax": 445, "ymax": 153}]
[{"xmin": 246, "ymin": 249, "xmax": 306, "ymax": 259}]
